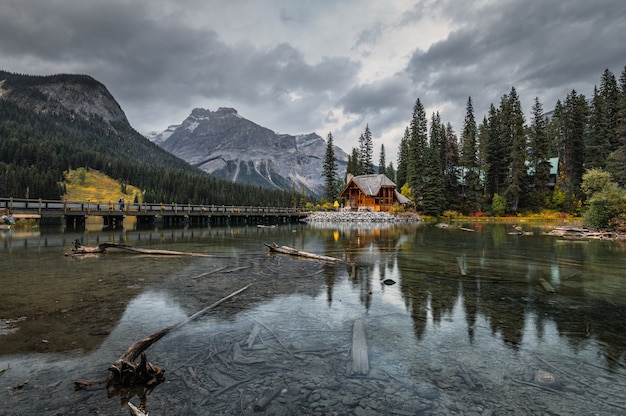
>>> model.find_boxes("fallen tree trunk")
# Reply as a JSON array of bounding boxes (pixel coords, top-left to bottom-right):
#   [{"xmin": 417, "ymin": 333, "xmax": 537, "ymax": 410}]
[
  {"xmin": 69, "ymin": 240, "xmax": 209, "ymax": 257},
  {"xmin": 74, "ymin": 284, "xmax": 252, "ymax": 391},
  {"xmin": 264, "ymin": 243, "xmax": 344, "ymax": 263}
]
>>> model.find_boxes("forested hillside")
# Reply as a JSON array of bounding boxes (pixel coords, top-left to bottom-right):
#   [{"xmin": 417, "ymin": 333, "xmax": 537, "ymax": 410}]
[
  {"xmin": 345, "ymin": 66, "xmax": 626, "ymax": 229},
  {"xmin": 0, "ymin": 71, "xmax": 293, "ymax": 206}
]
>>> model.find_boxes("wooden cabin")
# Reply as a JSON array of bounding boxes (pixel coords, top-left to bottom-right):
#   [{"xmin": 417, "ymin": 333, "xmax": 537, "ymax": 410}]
[{"xmin": 340, "ymin": 174, "xmax": 410, "ymax": 212}]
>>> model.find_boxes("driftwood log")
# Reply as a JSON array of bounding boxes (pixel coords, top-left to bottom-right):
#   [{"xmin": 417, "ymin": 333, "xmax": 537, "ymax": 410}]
[
  {"xmin": 264, "ymin": 243, "xmax": 344, "ymax": 263},
  {"xmin": 74, "ymin": 284, "xmax": 252, "ymax": 392},
  {"xmin": 69, "ymin": 240, "xmax": 209, "ymax": 257}
]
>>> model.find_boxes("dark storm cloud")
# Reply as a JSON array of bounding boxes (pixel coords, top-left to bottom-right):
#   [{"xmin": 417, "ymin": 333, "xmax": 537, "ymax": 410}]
[
  {"xmin": 1, "ymin": 0, "xmax": 625, "ymax": 156},
  {"xmin": 340, "ymin": 76, "xmax": 411, "ymax": 116},
  {"xmin": 0, "ymin": 0, "xmax": 360, "ymax": 134},
  {"xmin": 405, "ymin": 0, "xmax": 626, "ymax": 126}
]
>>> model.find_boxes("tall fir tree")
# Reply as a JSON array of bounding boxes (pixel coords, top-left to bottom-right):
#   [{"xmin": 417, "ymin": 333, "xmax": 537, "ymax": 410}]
[
  {"xmin": 419, "ymin": 111, "xmax": 446, "ymax": 214},
  {"xmin": 585, "ymin": 86, "xmax": 611, "ymax": 169},
  {"xmin": 429, "ymin": 112, "xmax": 445, "ymax": 175},
  {"xmin": 459, "ymin": 97, "xmax": 481, "ymax": 213},
  {"xmin": 477, "ymin": 117, "xmax": 489, "ymax": 196},
  {"xmin": 378, "ymin": 144, "xmax": 386, "ymax": 176},
  {"xmin": 528, "ymin": 97, "xmax": 551, "ymax": 207},
  {"xmin": 322, "ymin": 132, "xmax": 338, "ymax": 202},
  {"xmin": 346, "ymin": 147, "xmax": 360, "ymax": 177},
  {"xmin": 421, "ymin": 136, "xmax": 446, "ymax": 215},
  {"xmin": 358, "ymin": 125, "xmax": 375, "ymax": 174},
  {"xmin": 396, "ymin": 127, "xmax": 410, "ymax": 188},
  {"xmin": 606, "ymin": 65, "xmax": 626, "ymax": 186},
  {"xmin": 618, "ymin": 65, "xmax": 626, "ymax": 145},
  {"xmin": 386, "ymin": 162, "xmax": 396, "ymax": 183},
  {"xmin": 407, "ymin": 98, "xmax": 428, "ymax": 204},
  {"xmin": 554, "ymin": 90, "xmax": 588, "ymax": 206},
  {"xmin": 484, "ymin": 103, "xmax": 507, "ymax": 198},
  {"xmin": 443, "ymin": 123, "xmax": 460, "ymax": 210},
  {"xmin": 599, "ymin": 68, "xmax": 621, "ymax": 150},
  {"xmin": 501, "ymin": 87, "xmax": 528, "ymax": 213}
]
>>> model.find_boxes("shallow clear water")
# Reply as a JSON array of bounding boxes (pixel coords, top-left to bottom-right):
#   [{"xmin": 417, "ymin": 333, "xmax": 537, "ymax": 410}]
[{"xmin": 1, "ymin": 222, "xmax": 626, "ymax": 415}]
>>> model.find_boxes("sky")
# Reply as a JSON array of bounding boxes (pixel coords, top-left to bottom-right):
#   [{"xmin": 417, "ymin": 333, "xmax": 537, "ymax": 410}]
[{"xmin": 1, "ymin": 0, "xmax": 625, "ymax": 162}]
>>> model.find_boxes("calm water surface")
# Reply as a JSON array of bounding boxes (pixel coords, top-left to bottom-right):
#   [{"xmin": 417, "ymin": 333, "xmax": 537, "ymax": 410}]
[{"xmin": 1, "ymin": 222, "xmax": 626, "ymax": 415}]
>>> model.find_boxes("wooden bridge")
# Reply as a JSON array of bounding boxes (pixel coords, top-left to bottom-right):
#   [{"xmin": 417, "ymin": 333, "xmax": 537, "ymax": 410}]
[{"xmin": 1, "ymin": 197, "xmax": 307, "ymax": 228}]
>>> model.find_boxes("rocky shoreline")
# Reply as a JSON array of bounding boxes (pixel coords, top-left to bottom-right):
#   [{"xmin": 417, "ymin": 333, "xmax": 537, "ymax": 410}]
[{"xmin": 304, "ymin": 210, "xmax": 422, "ymax": 223}]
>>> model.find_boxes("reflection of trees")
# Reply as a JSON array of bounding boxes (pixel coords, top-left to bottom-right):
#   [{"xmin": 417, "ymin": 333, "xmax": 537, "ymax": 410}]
[
  {"xmin": 396, "ymin": 225, "xmax": 624, "ymax": 364},
  {"xmin": 311, "ymin": 222, "xmax": 626, "ymax": 366},
  {"xmin": 327, "ymin": 224, "xmax": 418, "ymax": 311},
  {"xmin": 324, "ymin": 265, "xmax": 336, "ymax": 307}
]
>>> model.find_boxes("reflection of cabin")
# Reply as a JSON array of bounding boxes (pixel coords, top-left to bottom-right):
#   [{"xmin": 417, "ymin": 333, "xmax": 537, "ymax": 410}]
[{"xmin": 340, "ymin": 174, "xmax": 410, "ymax": 212}]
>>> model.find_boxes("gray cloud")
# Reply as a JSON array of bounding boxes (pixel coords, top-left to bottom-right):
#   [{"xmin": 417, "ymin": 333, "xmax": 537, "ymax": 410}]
[
  {"xmin": 1, "ymin": 0, "xmax": 625, "ymax": 160},
  {"xmin": 405, "ymin": 0, "xmax": 626, "ymax": 128}
]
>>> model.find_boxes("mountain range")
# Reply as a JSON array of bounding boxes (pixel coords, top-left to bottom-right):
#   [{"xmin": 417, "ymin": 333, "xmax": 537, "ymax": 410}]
[
  {"xmin": 1, "ymin": 69, "xmax": 348, "ymax": 200},
  {"xmin": 0, "ymin": 70, "xmax": 288, "ymax": 205},
  {"xmin": 147, "ymin": 107, "xmax": 348, "ymax": 196}
]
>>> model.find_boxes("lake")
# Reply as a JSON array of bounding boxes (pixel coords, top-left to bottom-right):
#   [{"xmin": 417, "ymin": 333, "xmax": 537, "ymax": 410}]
[{"xmin": 1, "ymin": 221, "xmax": 626, "ymax": 415}]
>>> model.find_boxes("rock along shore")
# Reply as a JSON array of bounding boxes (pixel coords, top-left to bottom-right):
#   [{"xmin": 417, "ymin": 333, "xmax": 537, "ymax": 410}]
[{"xmin": 304, "ymin": 211, "xmax": 422, "ymax": 223}]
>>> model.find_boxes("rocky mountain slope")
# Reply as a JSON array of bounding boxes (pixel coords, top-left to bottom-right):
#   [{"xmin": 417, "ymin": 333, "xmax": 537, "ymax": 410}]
[
  {"xmin": 0, "ymin": 70, "xmax": 202, "ymax": 174},
  {"xmin": 0, "ymin": 71, "xmax": 128, "ymax": 125},
  {"xmin": 148, "ymin": 107, "xmax": 348, "ymax": 196}
]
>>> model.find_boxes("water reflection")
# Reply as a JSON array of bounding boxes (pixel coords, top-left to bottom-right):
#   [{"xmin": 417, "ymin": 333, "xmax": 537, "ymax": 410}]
[
  {"xmin": 2, "ymin": 223, "xmax": 626, "ymax": 414},
  {"xmin": 318, "ymin": 223, "xmax": 626, "ymax": 369}
]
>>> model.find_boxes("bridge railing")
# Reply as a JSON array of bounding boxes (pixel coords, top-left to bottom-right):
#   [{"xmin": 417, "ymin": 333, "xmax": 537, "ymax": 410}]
[{"xmin": 0, "ymin": 197, "xmax": 303, "ymax": 216}]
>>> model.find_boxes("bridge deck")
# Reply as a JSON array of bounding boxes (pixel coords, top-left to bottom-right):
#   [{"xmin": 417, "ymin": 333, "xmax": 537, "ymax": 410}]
[{"xmin": 1, "ymin": 197, "xmax": 306, "ymax": 226}]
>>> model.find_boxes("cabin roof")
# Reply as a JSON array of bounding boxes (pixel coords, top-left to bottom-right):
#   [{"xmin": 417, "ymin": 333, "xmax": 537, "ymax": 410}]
[
  {"xmin": 351, "ymin": 174, "xmax": 395, "ymax": 196},
  {"xmin": 342, "ymin": 174, "xmax": 410, "ymax": 204}
]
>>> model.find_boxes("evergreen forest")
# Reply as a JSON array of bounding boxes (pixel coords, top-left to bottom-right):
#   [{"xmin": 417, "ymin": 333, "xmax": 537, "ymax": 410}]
[
  {"xmin": 342, "ymin": 66, "xmax": 626, "ymax": 229},
  {"xmin": 0, "ymin": 100, "xmax": 293, "ymax": 207}
]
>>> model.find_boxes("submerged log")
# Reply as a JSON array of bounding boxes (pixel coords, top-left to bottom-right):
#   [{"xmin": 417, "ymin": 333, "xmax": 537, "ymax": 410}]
[
  {"xmin": 128, "ymin": 401, "xmax": 148, "ymax": 416},
  {"xmin": 348, "ymin": 319, "xmax": 369, "ymax": 376},
  {"xmin": 456, "ymin": 257, "xmax": 467, "ymax": 276},
  {"xmin": 254, "ymin": 385, "xmax": 283, "ymax": 411},
  {"xmin": 264, "ymin": 243, "xmax": 344, "ymax": 263},
  {"xmin": 75, "ymin": 284, "xmax": 252, "ymax": 391},
  {"xmin": 539, "ymin": 278, "xmax": 556, "ymax": 293},
  {"xmin": 69, "ymin": 240, "xmax": 209, "ymax": 257}
]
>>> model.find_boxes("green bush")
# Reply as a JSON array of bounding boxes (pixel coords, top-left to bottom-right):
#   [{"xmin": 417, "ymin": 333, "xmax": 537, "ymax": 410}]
[{"xmin": 492, "ymin": 194, "xmax": 507, "ymax": 217}]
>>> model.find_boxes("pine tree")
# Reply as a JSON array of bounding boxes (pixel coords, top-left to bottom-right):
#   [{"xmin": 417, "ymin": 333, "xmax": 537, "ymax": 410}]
[
  {"xmin": 502, "ymin": 87, "xmax": 528, "ymax": 213},
  {"xmin": 599, "ymin": 68, "xmax": 621, "ymax": 150},
  {"xmin": 378, "ymin": 144, "xmax": 386, "ymax": 176},
  {"xmin": 358, "ymin": 125, "xmax": 375, "ymax": 174},
  {"xmin": 585, "ymin": 86, "xmax": 611, "ymax": 169},
  {"xmin": 459, "ymin": 97, "xmax": 481, "ymax": 213},
  {"xmin": 407, "ymin": 98, "xmax": 428, "ymax": 203},
  {"xmin": 484, "ymin": 104, "xmax": 506, "ymax": 198},
  {"xmin": 554, "ymin": 90, "xmax": 588, "ymax": 206},
  {"xmin": 396, "ymin": 127, "xmax": 410, "ymax": 188},
  {"xmin": 421, "ymin": 142, "xmax": 446, "ymax": 215},
  {"xmin": 429, "ymin": 112, "xmax": 445, "ymax": 173},
  {"xmin": 606, "ymin": 65, "xmax": 626, "ymax": 185},
  {"xmin": 618, "ymin": 66, "xmax": 626, "ymax": 145},
  {"xmin": 386, "ymin": 162, "xmax": 396, "ymax": 183},
  {"xmin": 346, "ymin": 147, "xmax": 360, "ymax": 177},
  {"xmin": 443, "ymin": 123, "xmax": 460, "ymax": 210},
  {"xmin": 528, "ymin": 97, "xmax": 551, "ymax": 207},
  {"xmin": 322, "ymin": 132, "xmax": 338, "ymax": 202}
]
